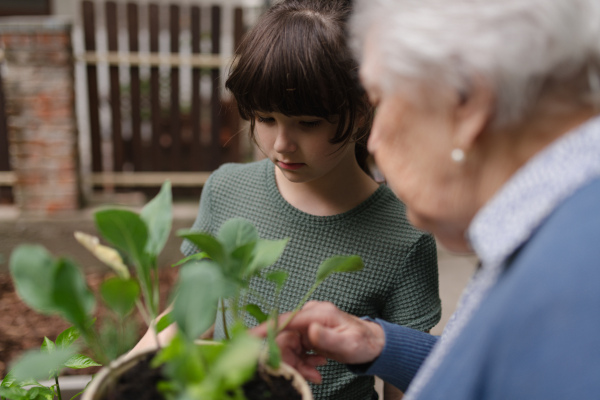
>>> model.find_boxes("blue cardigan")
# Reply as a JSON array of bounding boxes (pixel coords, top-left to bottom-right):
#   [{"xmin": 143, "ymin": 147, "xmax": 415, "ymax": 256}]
[{"xmin": 357, "ymin": 177, "xmax": 600, "ymax": 399}]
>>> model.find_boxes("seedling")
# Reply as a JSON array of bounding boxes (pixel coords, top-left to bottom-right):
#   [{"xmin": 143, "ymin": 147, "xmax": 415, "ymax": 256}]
[
  {"xmin": 2, "ymin": 182, "xmax": 364, "ymax": 400},
  {"xmin": 151, "ymin": 218, "xmax": 364, "ymax": 399},
  {"xmin": 2, "ymin": 182, "xmax": 173, "ymax": 400}
]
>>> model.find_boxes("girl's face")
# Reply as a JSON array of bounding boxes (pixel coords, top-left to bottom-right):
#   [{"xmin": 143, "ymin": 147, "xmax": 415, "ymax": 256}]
[{"xmin": 253, "ymin": 112, "xmax": 356, "ymax": 184}]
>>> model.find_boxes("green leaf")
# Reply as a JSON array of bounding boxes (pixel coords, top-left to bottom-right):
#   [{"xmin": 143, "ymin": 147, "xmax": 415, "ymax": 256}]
[
  {"xmin": 94, "ymin": 209, "xmax": 148, "ymax": 266},
  {"xmin": 152, "ymin": 332, "xmax": 207, "ymax": 385},
  {"xmin": 247, "ymin": 238, "xmax": 289, "ymax": 276},
  {"xmin": 230, "ymin": 242, "xmax": 256, "ymax": 277},
  {"xmin": 141, "ymin": 181, "xmax": 172, "ymax": 257},
  {"xmin": 156, "ymin": 312, "xmax": 173, "ymax": 334},
  {"xmin": 33, "ymin": 386, "xmax": 56, "ymax": 400},
  {"xmin": 55, "ymin": 326, "xmax": 80, "ymax": 349},
  {"xmin": 176, "ymin": 231, "xmax": 225, "ymax": 265},
  {"xmin": 265, "ymin": 270, "xmax": 289, "ymax": 291},
  {"xmin": 244, "ymin": 304, "xmax": 268, "ymax": 324},
  {"xmin": 0, "ymin": 372, "xmax": 16, "ymax": 388},
  {"xmin": 9, "ymin": 245, "xmax": 58, "ymax": 314},
  {"xmin": 19, "ymin": 385, "xmax": 54, "ymax": 400},
  {"xmin": 100, "ymin": 277, "xmax": 140, "ymax": 317},
  {"xmin": 217, "ymin": 218, "xmax": 258, "ymax": 253},
  {"xmin": 171, "ymin": 261, "xmax": 236, "ymax": 340},
  {"xmin": 171, "ymin": 252, "xmax": 209, "ymax": 267},
  {"xmin": 209, "ymin": 333, "xmax": 261, "ymax": 389},
  {"xmin": 0, "ymin": 371, "xmax": 40, "ymax": 393},
  {"xmin": 52, "ymin": 259, "xmax": 95, "ymax": 331},
  {"xmin": 63, "ymin": 354, "xmax": 101, "ymax": 369},
  {"xmin": 0, "ymin": 386, "xmax": 28, "ymax": 400},
  {"xmin": 316, "ymin": 255, "xmax": 364, "ymax": 283},
  {"xmin": 40, "ymin": 337, "xmax": 55, "ymax": 353},
  {"xmin": 9, "ymin": 348, "xmax": 74, "ymax": 382}
]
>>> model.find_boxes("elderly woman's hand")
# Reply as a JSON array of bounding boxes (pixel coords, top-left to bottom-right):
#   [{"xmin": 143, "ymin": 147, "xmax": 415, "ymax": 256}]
[{"xmin": 251, "ymin": 301, "xmax": 386, "ymax": 384}]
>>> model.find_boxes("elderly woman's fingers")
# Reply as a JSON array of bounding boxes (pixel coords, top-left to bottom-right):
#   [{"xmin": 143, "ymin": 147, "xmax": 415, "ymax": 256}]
[
  {"xmin": 251, "ymin": 301, "xmax": 385, "ymax": 366},
  {"xmin": 275, "ymin": 330, "xmax": 327, "ymax": 383},
  {"xmin": 274, "ymin": 301, "xmax": 386, "ymax": 365}
]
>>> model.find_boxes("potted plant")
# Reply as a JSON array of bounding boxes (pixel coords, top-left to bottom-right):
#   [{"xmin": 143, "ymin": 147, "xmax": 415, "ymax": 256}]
[
  {"xmin": 1, "ymin": 182, "xmax": 174, "ymax": 400},
  {"xmin": 2, "ymin": 182, "xmax": 364, "ymax": 400}
]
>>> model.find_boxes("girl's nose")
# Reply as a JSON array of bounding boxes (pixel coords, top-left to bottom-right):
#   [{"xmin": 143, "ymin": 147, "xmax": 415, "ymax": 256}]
[{"xmin": 273, "ymin": 127, "xmax": 297, "ymax": 153}]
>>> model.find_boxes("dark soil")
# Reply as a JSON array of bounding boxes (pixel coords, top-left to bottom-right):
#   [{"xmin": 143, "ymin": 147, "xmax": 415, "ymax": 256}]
[
  {"xmin": 0, "ymin": 267, "xmax": 179, "ymax": 379},
  {"xmin": 102, "ymin": 352, "xmax": 302, "ymax": 400},
  {"xmin": 243, "ymin": 370, "xmax": 302, "ymax": 400},
  {"xmin": 102, "ymin": 353, "xmax": 164, "ymax": 400}
]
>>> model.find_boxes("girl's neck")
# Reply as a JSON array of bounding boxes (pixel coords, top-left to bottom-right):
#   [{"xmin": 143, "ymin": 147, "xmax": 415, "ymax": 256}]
[{"xmin": 274, "ymin": 156, "xmax": 379, "ymax": 217}]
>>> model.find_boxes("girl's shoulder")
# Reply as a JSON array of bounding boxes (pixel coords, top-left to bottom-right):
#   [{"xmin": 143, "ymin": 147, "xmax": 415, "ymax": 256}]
[
  {"xmin": 359, "ymin": 184, "xmax": 432, "ymax": 240},
  {"xmin": 366, "ymin": 184, "xmax": 407, "ymax": 216}
]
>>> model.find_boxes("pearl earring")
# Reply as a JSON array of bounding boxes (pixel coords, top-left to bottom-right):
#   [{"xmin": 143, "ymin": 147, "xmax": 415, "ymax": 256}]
[{"xmin": 451, "ymin": 148, "xmax": 465, "ymax": 163}]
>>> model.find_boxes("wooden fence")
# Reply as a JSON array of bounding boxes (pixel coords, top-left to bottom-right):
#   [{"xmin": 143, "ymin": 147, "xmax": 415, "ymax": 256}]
[
  {"xmin": 0, "ymin": 55, "xmax": 12, "ymax": 205},
  {"xmin": 81, "ymin": 0, "xmax": 249, "ymax": 192}
]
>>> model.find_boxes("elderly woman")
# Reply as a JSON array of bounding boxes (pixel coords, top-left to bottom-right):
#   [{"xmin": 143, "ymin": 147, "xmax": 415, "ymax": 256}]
[{"xmin": 254, "ymin": 0, "xmax": 600, "ymax": 398}]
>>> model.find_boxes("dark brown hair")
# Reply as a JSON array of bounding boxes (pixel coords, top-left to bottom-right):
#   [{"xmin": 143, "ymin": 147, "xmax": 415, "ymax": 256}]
[{"xmin": 225, "ymin": 0, "xmax": 374, "ymax": 171}]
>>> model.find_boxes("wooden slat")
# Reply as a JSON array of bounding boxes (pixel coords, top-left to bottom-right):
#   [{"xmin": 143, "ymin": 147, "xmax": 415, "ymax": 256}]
[
  {"xmin": 148, "ymin": 3, "xmax": 165, "ymax": 172},
  {"xmin": 0, "ymin": 61, "xmax": 10, "ymax": 200},
  {"xmin": 210, "ymin": 5, "xmax": 222, "ymax": 170},
  {"xmin": 82, "ymin": 0, "xmax": 102, "ymax": 173},
  {"xmin": 190, "ymin": 5, "xmax": 203, "ymax": 171},
  {"xmin": 0, "ymin": 61, "xmax": 11, "ymax": 201},
  {"xmin": 233, "ymin": 7, "xmax": 244, "ymax": 52},
  {"xmin": 169, "ymin": 4, "xmax": 182, "ymax": 171},
  {"xmin": 226, "ymin": 7, "xmax": 245, "ymax": 163},
  {"xmin": 127, "ymin": 2, "xmax": 143, "ymax": 171},
  {"xmin": 0, "ymin": 172, "xmax": 15, "ymax": 185},
  {"xmin": 78, "ymin": 51, "xmax": 231, "ymax": 68},
  {"xmin": 106, "ymin": 1, "xmax": 124, "ymax": 172},
  {"xmin": 90, "ymin": 172, "xmax": 210, "ymax": 187},
  {"xmin": 0, "ymin": 64, "xmax": 10, "ymax": 173}
]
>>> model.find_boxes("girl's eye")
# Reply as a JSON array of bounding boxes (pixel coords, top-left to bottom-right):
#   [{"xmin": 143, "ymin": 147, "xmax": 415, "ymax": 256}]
[
  {"xmin": 299, "ymin": 120, "xmax": 322, "ymax": 128},
  {"xmin": 257, "ymin": 116, "xmax": 275, "ymax": 124}
]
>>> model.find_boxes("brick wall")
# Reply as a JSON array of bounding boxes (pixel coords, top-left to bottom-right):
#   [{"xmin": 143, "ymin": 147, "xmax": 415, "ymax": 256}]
[{"xmin": 0, "ymin": 17, "xmax": 81, "ymax": 214}]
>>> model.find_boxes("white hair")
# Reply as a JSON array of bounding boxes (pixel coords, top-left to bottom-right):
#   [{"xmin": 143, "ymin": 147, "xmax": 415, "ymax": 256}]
[{"xmin": 351, "ymin": 0, "xmax": 600, "ymax": 127}]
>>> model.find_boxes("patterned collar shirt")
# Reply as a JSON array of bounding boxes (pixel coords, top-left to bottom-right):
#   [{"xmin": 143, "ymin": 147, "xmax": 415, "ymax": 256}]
[{"xmin": 405, "ymin": 115, "xmax": 600, "ymax": 399}]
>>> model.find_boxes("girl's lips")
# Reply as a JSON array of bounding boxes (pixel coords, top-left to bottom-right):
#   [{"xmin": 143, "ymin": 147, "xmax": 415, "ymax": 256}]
[{"xmin": 277, "ymin": 161, "xmax": 305, "ymax": 171}]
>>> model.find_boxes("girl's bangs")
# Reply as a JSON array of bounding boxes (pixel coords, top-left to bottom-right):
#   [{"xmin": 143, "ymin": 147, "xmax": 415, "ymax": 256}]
[{"xmin": 230, "ymin": 18, "xmax": 346, "ymax": 120}]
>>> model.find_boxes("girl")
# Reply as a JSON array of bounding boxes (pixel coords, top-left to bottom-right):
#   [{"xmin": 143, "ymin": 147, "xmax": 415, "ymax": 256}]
[{"xmin": 182, "ymin": 1, "xmax": 441, "ymax": 399}]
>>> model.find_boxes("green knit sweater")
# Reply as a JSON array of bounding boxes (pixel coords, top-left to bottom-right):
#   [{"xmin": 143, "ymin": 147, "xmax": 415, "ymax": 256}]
[{"xmin": 181, "ymin": 159, "xmax": 441, "ymax": 400}]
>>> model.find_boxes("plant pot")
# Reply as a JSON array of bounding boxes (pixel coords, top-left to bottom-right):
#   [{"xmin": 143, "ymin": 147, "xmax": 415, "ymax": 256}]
[{"xmin": 81, "ymin": 343, "xmax": 312, "ymax": 400}]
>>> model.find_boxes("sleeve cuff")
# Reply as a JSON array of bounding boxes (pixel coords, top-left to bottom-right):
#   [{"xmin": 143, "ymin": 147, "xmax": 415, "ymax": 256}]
[{"xmin": 347, "ymin": 317, "xmax": 439, "ymax": 392}]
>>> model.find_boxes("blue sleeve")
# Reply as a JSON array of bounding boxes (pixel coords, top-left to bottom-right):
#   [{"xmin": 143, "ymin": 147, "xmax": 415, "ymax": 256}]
[{"xmin": 348, "ymin": 318, "xmax": 439, "ymax": 391}]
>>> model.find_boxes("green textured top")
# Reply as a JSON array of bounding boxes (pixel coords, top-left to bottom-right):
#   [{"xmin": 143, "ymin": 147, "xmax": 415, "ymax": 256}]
[{"xmin": 181, "ymin": 159, "xmax": 441, "ymax": 400}]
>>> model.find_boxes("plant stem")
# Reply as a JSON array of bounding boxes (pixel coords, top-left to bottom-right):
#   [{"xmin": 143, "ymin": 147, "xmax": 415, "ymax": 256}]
[
  {"xmin": 135, "ymin": 299, "xmax": 151, "ymax": 327},
  {"xmin": 82, "ymin": 324, "xmax": 109, "ymax": 365},
  {"xmin": 151, "ymin": 262, "xmax": 160, "ymax": 319},
  {"xmin": 278, "ymin": 282, "xmax": 319, "ymax": 333},
  {"xmin": 221, "ymin": 298, "xmax": 230, "ymax": 340},
  {"xmin": 150, "ymin": 318, "xmax": 161, "ymax": 349},
  {"xmin": 55, "ymin": 375, "xmax": 63, "ymax": 400}
]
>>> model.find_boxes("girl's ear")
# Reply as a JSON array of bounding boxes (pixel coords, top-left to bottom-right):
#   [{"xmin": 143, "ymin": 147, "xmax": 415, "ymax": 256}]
[{"xmin": 452, "ymin": 77, "xmax": 495, "ymax": 152}]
